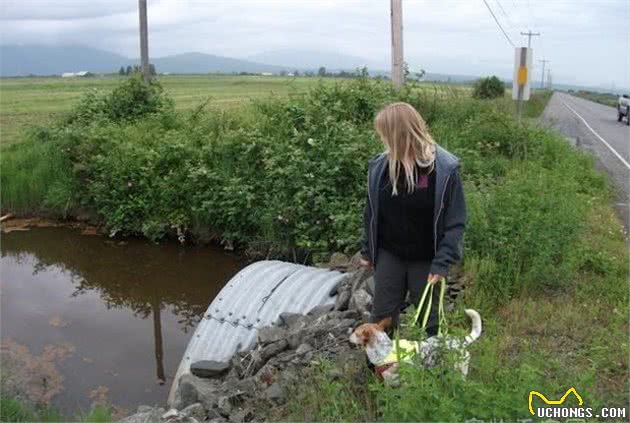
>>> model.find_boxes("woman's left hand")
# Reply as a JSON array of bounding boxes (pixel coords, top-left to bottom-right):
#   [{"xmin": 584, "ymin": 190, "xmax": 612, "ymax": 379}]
[{"xmin": 427, "ymin": 273, "xmax": 444, "ymax": 285}]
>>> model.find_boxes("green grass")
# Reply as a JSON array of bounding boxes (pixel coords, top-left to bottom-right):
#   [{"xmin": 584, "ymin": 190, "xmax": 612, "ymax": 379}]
[
  {"xmin": 569, "ymin": 90, "xmax": 619, "ymax": 107},
  {"xmin": 0, "ymin": 75, "xmax": 475, "ymax": 146},
  {"xmin": 495, "ymin": 89, "xmax": 553, "ymax": 118},
  {"xmin": 0, "ymin": 74, "xmax": 328, "ymax": 145},
  {"xmin": 0, "ymin": 396, "xmax": 112, "ymax": 422}
]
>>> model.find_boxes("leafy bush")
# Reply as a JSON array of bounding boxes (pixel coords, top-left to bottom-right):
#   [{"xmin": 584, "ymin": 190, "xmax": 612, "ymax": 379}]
[
  {"xmin": 472, "ymin": 75, "xmax": 506, "ymax": 99},
  {"xmin": 65, "ymin": 75, "xmax": 174, "ymax": 125}
]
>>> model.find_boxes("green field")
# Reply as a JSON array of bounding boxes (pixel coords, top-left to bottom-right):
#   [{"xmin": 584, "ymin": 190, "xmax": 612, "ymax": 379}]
[
  {"xmin": 570, "ymin": 89, "xmax": 619, "ymax": 108},
  {"xmin": 0, "ymin": 75, "xmax": 327, "ymax": 145},
  {"xmin": 3, "ymin": 75, "xmax": 549, "ymax": 147}
]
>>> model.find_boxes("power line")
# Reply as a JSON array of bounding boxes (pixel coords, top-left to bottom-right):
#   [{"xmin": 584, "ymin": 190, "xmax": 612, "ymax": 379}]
[
  {"xmin": 539, "ymin": 59, "xmax": 549, "ymax": 89},
  {"xmin": 495, "ymin": 0, "xmax": 514, "ymax": 28},
  {"xmin": 482, "ymin": 0, "xmax": 515, "ymax": 47}
]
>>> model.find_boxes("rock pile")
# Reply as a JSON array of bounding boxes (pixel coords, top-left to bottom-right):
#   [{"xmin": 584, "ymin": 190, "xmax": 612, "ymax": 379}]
[
  {"xmin": 119, "ymin": 254, "xmax": 467, "ymax": 423},
  {"xmin": 120, "ymin": 263, "xmax": 375, "ymax": 423}
]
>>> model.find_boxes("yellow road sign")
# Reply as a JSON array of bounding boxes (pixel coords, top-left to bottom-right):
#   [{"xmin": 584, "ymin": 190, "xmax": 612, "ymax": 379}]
[{"xmin": 517, "ymin": 66, "xmax": 528, "ymax": 85}]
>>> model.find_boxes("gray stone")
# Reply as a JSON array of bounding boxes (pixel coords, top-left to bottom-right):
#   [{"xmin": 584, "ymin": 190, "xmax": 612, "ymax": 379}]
[
  {"xmin": 336, "ymin": 318, "xmax": 358, "ymax": 330},
  {"xmin": 228, "ymin": 408, "xmax": 253, "ymax": 423},
  {"xmin": 365, "ymin": 276, "xmax": 375, "ymax": 296},
  {"xmin": 295, "ymin": 343, "xmax": 314, "ymax": 356},
  {"xmin": 217, "ymin": 396, "xmax": 232, "ymax": 416},
  {"xmin": 333, "ymin": 287, "xmax": 352, "ymax": 311},
  {"xmin": 260, "ymin": 339, "xmax": 288, "ymax": 361},
  {"xmin": 234, "ymin": 377, "xmax": 258, "ymax": 395},
  {"xmin": 278, "ymin": 312, "xmax": 303, "ymax": 328},
  {"xmin": 162, "ymin": 409, "xmax": 179, "ymax": 420},
  {"xmin": 173, "ymin": 374, "xmax": 218, "ymax": 410},
  {"xmin": 206, "ymin": 409, "xmax": 224, "ymax": 421},
  {"xmin": 348, "ymin": 251, "xmax": 366, "ymax": 271},
  {"xmin": 307, "ymin": 303, "xmax": 334, "ymax": 317},
  {"xmin": 350, "ymin": 288, "xmax": 372, "ymax": 314},
  {"xmin": 190, "ymin": 360, "xmax": 231, "ymax": 378},
  {"xmin": 266, "ymin": 382, "xmax": 285, "ymax": 404},
  {"xmin": 328, "ymin": 252, "xmax": 350, "ymax": 269},
  {"xmin": 350, "ymin": 268, "xmax": 373, "ymax": 292},
  {"xmin": 119, "ymin": 408, "xmax": 163, "ymax": 423},
  {"xmin": 257, "ymin": 326, "xmax": 287, "ymax": 345},
  {"xmin": 340, "ymin": 309, "xmax": 360, "ymax": 320},
  {"xmin": 137, "ymin": 405, "xmax": 154, "ymax": 414},
  {"xmin": 180, "ymin": 403, "xmax": 206, "ymax": 421}
]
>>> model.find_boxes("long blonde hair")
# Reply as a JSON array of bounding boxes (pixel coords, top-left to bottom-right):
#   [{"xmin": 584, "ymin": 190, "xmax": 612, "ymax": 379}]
[{"xmin": 374, "ymin": 102, "xmax": 436, "ymax": 195}]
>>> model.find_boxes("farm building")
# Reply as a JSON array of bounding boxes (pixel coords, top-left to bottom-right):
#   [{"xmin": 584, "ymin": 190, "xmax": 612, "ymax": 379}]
[{"xmin": 61, "ymin": 71, "xmax": 93, "ymax": 78}]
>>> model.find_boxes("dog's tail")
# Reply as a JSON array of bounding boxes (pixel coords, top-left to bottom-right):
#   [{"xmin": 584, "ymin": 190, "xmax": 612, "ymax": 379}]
[{"xmin": 463, "ymin": 309, "xmax": 482, "ymax": 345}]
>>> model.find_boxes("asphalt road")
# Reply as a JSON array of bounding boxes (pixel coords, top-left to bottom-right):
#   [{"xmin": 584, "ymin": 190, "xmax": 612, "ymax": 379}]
[{"xmin": 540, "ymin": 92, "xmax": 630, "ymax": 232}]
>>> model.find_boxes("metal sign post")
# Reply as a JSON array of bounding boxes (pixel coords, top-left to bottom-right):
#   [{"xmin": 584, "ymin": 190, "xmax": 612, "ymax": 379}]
[{"xmin": 512, "ymin": 47, "xmax": 532, "ymax": 123}]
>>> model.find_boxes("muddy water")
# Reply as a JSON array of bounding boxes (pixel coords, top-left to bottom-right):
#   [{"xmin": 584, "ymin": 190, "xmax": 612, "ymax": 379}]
[{"xmin": 0, "ymin": 227, "xmax": 243, "ymax": 415}]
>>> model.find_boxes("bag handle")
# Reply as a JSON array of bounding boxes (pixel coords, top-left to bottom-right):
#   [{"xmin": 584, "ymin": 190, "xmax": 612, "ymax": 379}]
[{"xmin": 412, "ymin": 277, "xmax": 448, "ymax": 336}]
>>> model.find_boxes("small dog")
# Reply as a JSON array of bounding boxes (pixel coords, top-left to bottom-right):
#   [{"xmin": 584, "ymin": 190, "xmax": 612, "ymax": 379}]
[{"xmin": 349, "ymin": 309, "xmax": 482, "ymax": 382}]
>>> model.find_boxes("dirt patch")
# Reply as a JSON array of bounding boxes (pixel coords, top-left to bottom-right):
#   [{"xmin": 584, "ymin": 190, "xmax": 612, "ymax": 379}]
[{"xmin": 1, "ymin": 217, "xmax": 102, "ymax": 235}]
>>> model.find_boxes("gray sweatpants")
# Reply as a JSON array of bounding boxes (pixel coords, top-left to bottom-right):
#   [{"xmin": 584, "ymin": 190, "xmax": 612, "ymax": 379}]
[{"xmin": 370, "ymin": 248, "xmax": 440, "ymax": 336}]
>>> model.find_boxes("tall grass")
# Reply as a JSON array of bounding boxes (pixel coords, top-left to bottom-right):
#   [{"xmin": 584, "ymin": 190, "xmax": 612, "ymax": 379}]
[
  {"xmin": 0, "ymin": 396, "xmax": 112, "ymax": 422},
  {"xmin": 1, "ymin": 130, "xmax": 76, "ymax": 216}
]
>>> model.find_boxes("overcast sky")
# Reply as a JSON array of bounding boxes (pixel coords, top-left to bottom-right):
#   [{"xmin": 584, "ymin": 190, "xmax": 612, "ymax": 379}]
[{"xmin": 1, "ymin": 0, "xmax": 628, "ymax": 88}]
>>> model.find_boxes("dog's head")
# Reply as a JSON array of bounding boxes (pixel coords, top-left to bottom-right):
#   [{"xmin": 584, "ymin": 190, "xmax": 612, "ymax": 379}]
[{"xmin": 349, "ymin": 317, "xmax": 392, "ymax": 347}]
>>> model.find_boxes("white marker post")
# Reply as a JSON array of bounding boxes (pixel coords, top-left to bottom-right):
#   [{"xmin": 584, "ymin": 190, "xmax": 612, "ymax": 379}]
[{"xmin": 512, "ymin": 47, "xmax": 532, "ymax": 123}]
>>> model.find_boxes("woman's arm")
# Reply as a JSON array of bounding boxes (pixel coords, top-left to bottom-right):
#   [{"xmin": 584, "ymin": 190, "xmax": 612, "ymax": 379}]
[{"xmin": 430, "ymin": 166, "xmax": 466, "ymax": 277}]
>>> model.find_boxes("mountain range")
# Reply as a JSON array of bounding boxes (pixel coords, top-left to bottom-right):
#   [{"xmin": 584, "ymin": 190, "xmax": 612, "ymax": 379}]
[
  {"xmin": 0, "ymin": 45, "xmax": 291, "ymax": 76},
  {"xmin": 0, "ymin": 44, "xmax": 481, "ymax": 84},
  {"xmin": 1, "ymin": 44, "xmax": 622, "ymax": 94}
]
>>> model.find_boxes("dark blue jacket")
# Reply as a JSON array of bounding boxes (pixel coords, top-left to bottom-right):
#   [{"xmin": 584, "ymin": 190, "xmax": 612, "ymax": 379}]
[{"xmin": 360, "ymin": 145, "xmax": 466, "ymax": 276}]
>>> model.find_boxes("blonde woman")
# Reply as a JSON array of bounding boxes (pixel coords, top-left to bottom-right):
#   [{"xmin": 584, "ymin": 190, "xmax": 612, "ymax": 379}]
[{"xmin": 360, "ymin": 102, "xmax": 466, "ymax": 336}]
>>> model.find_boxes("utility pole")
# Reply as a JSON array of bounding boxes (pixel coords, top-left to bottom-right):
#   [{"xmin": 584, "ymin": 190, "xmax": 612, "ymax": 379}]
[
  {"xmin": 138, "ymin": 0, "xmax": 150, "ymax": 82},
  {"xmin": 390, "ymin": 0, "xmax": 404, "ymax": 89},
  {"xmin": 546, "ymin": 69, "xmax": 552, "ymax": 89},
  {"xmin": 539, "ymin": 59, "xmax": 549, "ymax": 89},
  {"xmin": 520, "ymin": 30, "xmax": 540, "ymax": 48}
]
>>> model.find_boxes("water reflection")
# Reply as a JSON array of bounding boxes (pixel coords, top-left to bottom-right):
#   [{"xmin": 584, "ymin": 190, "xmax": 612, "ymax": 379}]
[{"xmin": 0, "ymin": 227, "xmax": 243, "ymax": 413}]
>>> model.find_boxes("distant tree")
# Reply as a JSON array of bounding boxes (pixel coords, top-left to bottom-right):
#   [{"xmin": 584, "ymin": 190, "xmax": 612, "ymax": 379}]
[
  {"xmin": 318, "ymin": 66, "xmax": 327, "ymax": 77},
  {"xmin": 126, "ymin": 65, "xmax": 132, "ymax": 75},
  {"xmin": 403, "ymin": 61, "xmax": 410, "ymax": 81},
  {"xmin": 356, "ymin": 66, "xmax": 369, "ymax": 78},
  {"xmin": 472, "ymin": 76, "xmax": 505, "ymax": 99},
  {"xmin": 279, "ymin": 70, "xmax": 287, "ymax": 76},
  {"xmin": 293, "ymin": 70, "xmax": 299, "ymax": 77},
  {"xmin": 133, "ymin": 65, "xmax": 140, "ymax": 74},
  {"xmin": 118, "ymin": 66, "xmax": 126, "ymax": 76},
  {"xmin": 149, "ymin": 63, "xmax": 157, "ymax": 75}
]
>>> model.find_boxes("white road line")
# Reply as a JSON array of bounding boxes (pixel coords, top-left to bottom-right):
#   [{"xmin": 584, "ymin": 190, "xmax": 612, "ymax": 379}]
[{"xmin": 561, "ymin": 99, "xmax": 630, "ymax": 170}]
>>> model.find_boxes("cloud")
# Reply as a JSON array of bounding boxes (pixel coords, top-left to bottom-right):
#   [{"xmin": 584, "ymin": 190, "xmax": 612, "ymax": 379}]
[{"xmin": 0, "ymin": 0, "xmax": 628, "ymax": 88}]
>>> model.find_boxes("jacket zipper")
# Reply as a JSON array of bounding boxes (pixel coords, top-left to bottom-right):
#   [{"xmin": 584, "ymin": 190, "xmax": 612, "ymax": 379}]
[
  {"xmin": 433, "ymin": 173, "xmax": 451, "ymax": 255},
  {"xmin": 367, "ymin": 169, "xmax": 376, "ymax": 262}
]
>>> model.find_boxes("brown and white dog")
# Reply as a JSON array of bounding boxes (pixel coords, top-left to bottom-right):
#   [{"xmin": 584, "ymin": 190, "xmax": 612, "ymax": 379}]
[{"xmin": 349, "ymin": 309, "xmax": 482, "ymax": 382}]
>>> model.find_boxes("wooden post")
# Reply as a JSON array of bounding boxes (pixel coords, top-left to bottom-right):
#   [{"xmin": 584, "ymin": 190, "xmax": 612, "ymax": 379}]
[
  {"xmin": 390, "ymin": 0, "xmax": 403, "ymax": 89},
  {"xmin": 138, "ymin": 0, "xmax": 150, "ymax": 82}
]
